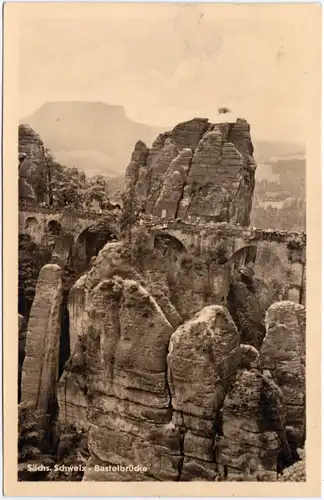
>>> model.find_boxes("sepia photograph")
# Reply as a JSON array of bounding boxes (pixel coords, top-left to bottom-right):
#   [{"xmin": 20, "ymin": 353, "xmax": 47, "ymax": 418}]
[{"xmin": 2, "ymin": 1, "xmax": 322, "ymax": 495}]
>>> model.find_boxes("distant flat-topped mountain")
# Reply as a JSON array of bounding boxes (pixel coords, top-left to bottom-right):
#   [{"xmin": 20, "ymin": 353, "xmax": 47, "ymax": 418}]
[
  {"xmin": 21, "ymin": 101, "xmax": 164, "ymax": 177},
  {"xmin": 21, "ymin": 101, "xmax": 305, "ymax": 179}
]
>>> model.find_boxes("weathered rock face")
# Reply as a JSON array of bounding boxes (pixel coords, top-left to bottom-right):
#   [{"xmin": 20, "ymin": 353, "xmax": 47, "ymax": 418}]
[
  {"xmin": 58, "ymin": 272, "xmax": 181, "ymax": 481},
  {"xmin": 123, "ymin": 118, "xmax": 256, "ymax": 225},
  {"xmin": 148, "ymin": 286, "xmax": 183, "ymax": 329},
  {"xmin": 19, "ymin": 176, "xmax": 36, "ymax": 201},
  {"xmin": 278, "ymin": 447, "xmax": 305, "ymax": 481},
  {"xmin": 146, "ymin": 239, "xmax": 211, "ymax": 320},
  {"xmin": 227, "ymin": 276, "xmax": 275, "ymax": 349},
  {"xmin": 19, "ymin": 124, "xmax": 46, "ymax": 202},
  {"xmin": 19, "ymin": 227, "xmax": 306, "ymax": 482},
  {"xmin": 21, "ymin": 264, "xmax": 63, "ymax": 413},
  {"xmin": 54, "ymin": 239, "xmax": 304, "ymax": 482},
  {"xmin": 218, "ymin": 348, "xmax": 287, "ymax": 481},
  {"xmin": 66, "ymin": 274, "xmax": 89, "ymax": 354},
  {"xmin": 261, "ymin": 301, "xmax": 306, "ymax": 451},
  {"xmin": 152, "ymin": 149, "xmax": 192, "ymax": 219},
  {"xmin": 167, "ymin": 306, "xmax": 240, "ymax": 480},
  {"xmin": 19, "ymin": 124, "xmax": 45, "ymax": 163},
  {"xmin": 58, "ymin": 334, "xmax": 89, "ymax": 430},
  {"xmin": 122, "ymin": 140, "xmax": 149, "ymax": 211}
]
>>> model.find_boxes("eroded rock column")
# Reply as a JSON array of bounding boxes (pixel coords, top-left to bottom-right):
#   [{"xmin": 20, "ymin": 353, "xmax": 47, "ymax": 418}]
[
  {"xmin": 167, "ymin": 305, "xmax": 240, "ymax": 480},
  {"xmin": 218, "ymin": 346, "xmax": 286, "ymax": 481},
  {"xmin": 21, "ymin": 264, "xmax": 63, "ymax": 413},
  {"xmin": 79, "ymin": 277, "xmax": 181, "ymax": 481},
  {"xmin": 261, "ymin": 301, "xmax": 306, "ymax": 449}
]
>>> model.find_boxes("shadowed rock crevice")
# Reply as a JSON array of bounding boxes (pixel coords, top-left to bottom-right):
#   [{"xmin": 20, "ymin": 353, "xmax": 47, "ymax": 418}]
[
  {"xmin": 58, "ymin": 290, "xmax": 71, "ymax": 379},
  {"xmin": 18, "ymin": 315, "xmax": 27, "ymax": 403}
]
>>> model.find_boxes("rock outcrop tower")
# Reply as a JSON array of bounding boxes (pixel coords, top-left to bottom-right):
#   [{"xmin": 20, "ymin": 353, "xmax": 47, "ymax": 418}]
[{"xmin": 123, "ymin": 118, "xmax": 256, "ymax": 226}]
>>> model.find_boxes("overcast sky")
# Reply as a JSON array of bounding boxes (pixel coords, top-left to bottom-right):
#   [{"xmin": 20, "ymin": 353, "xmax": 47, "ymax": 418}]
[{"xmin": 19, "ymin": 3, "xmax": 317, "ymax": 144}]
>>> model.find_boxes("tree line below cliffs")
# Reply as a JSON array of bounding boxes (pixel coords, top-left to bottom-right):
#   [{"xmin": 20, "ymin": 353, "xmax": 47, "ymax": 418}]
[{"xmin": 19, "ymin": 147, "xmax": 118, "ymax": 212}]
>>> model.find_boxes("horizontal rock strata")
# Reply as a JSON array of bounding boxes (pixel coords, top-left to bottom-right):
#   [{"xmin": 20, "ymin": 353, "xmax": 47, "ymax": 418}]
[
  {"xmin": 167, "ymin": 305, "xmax": 240, "ymax": 480},
  {"xmin": 55, "ymin": 252, "xmax": 300, "ymax": 481},
  {"xmin": 19, "ymin": 233, "xmax": 306, "ymax": 482},
  {"xmin": 261, "ymin": 301, "xmax": 306, "ymax": 449},
  {"xmin": 218, "ymin": 348, "xmax": 286, "ymax": 481}
]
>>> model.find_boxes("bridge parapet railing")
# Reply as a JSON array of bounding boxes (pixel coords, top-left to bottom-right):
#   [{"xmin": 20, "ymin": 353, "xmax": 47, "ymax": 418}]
[
  {"xmin": 19, "ymin": 201, "xmax": 120, "ymax": 220},
  {"xmin": 140, "ymin": 218, "xmax": 306, "ymax": 246}
]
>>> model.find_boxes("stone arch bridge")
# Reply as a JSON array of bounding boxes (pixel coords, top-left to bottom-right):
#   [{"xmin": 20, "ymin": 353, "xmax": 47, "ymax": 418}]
[
  {"xmin": 19, "ymin": 208, "xmax": 306, "ymax": 305},
  {"xmin": 137, "ymin": 218, "xmax": 306, "ymax": 305},
  {"xmin": 20, "ymin": 208, "xmax": 119, "ymax": 243},
  {"xmin": 19, "ymin": 207, "xmax": 121, "ymax": 268}
]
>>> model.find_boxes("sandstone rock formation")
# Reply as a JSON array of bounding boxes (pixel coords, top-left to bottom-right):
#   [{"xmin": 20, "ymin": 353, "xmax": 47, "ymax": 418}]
[
  {"xmin": 122, "ymin": 140, "xmax": 149, "ymax": 211},
  {"xmin": 58, "ymin": 335, "xmax": 89, "ymax": 430},
  {"xmin": 19, "ymin": 124, "xmax": 45, "ymax": 163},
  {"xmin": 54, "ymin": 238, "xmax": 303, "ymax": 482},
  {"xmin": 19, "ymin": 124, "xmax": 46, "ymax": 202},
  {"xmin": 218, "ymin": 349, "xmax": 286, "ymax": 481},
  {"xmin": 18, "ymin": 114, "xmax": 307, "ymax": 483},
  {"xmin": 17, "ymin": 223, "xmax": 306, "ymax": 481},
  {"xmin": 261, "ymin": 301, "xmax": 306, "ymax": 451},
  {"xmin": 167, "ymin": 305, "xmax": 240, "ymax": 480},
  {"xmin": 123, "ymin": 118, "xmax": 256, "ymax": 225},
  {"xmin": 21, "ymin": 264, "xmax": 63, "ymax": 413},
  {"xmin": 59, "ymin": 274, "xmax": 180, "ymax": 481},
  {"xmin": 228, "ymin": 277, "xmax": 274, "ymax": 349}
]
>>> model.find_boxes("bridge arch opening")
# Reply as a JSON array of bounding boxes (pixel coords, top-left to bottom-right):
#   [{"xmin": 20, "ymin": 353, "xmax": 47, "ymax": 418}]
[
  {"xmin": 229, "ymin": 245, "xmax": 257, "ymax": 269},
  {"xmin": 253, "ymin": 244, "xmax": 287, "ymax": 290},
  {"xmin": 25, "ymin": 216, "xmax": 40, "ymax": 240},
  {"xmin": 226, "ymin": 245, "xmax": 258, "ymax": 296},
  {"xmin": 153, "ymin": 232, "xmax": 188, "ymax": 256},
  {"xmin": 25, "ymin": 216, "xmax": 38, "ymax": 231},
  {"xmin": 74, "ymin": 226, "xmax": 119, "ymax": 268},
  {"xmin": 47, "ymin": 219, "xmax": 62, "ymax": 236}
]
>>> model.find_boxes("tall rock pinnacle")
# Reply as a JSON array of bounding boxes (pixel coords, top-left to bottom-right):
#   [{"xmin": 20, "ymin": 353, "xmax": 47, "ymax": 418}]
[{"xmin": 123, "ymin": 117, "xmax": 257, "ymax": 226}]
